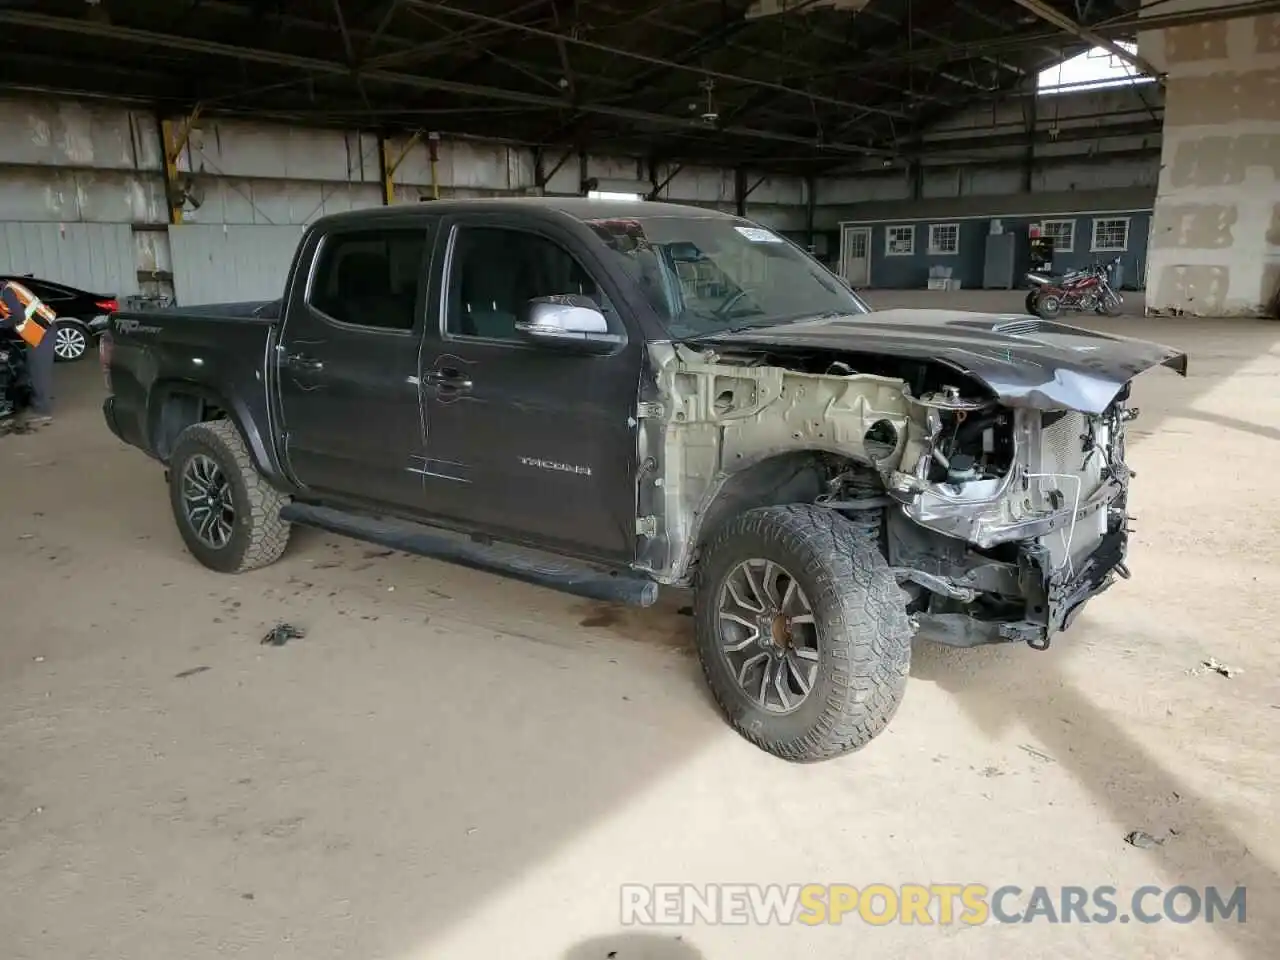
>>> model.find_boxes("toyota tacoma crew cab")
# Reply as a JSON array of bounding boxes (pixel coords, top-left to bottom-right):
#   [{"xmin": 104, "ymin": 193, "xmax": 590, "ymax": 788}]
[{"xmin": 101, "ymin": 199, "xmax": 1187, "ymax": 762}]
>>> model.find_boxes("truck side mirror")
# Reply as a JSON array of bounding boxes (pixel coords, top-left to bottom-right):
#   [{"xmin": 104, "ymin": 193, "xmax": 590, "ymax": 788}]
[{"xmin": 515, "ymin": 295, "xmax": 624, "ymax": 355}]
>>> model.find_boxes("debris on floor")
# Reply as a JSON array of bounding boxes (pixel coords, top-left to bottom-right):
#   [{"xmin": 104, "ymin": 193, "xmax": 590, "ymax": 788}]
[
  {"xmin": 1018, "ymin": 744, "xmax": 1055, "ymax": 764},
  {"xmin": 0, "ymin": 418, "xmax": 36, "ymax": 436},
  {"xmin": 1200, "ymin": 657, "xmax": 1239, "ymax": 678},
  {"xmin": 174, "ymin": 665, "xmax": 212, "ymax": 679},
  {"xmin": 1124, "ymin": 830, "xmax": 1173, "ymax": 849},
  {"xmin": 260, "ymin": 623, "xmax": 306, "ymax": 647}
]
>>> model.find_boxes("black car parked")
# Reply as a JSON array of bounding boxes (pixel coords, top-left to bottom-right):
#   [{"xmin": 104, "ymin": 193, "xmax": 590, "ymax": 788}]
[{"xmin": 0, "ymin": 274, "xmax": 119, "ymax": 363}]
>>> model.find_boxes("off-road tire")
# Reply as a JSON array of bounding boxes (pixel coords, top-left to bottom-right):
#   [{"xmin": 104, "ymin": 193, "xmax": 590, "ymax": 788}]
[
  {"xmin": 693, "ymin": 504, "xmax": 913, "ymax": 762},
  {"xmin": 168, "ymin": 419, "xmax": 291, "ymax": 573}
]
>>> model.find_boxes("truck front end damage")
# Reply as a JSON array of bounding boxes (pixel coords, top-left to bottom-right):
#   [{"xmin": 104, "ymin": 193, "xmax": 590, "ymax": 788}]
[
  {"xmin": 639, "ymin": 329, "xmax": 1179, "ymax": 651},
  {"xmin": 885, "ymin": 389, "xmax": 1137, "ymax": 649}
]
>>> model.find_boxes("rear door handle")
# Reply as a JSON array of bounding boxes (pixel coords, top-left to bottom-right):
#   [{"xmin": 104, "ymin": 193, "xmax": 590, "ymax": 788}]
[
  {"xmin": 286, "ymin": 353, "xmax": 324, "ymax": 372},
  {"xmin": 424, "ymin": 369, "xmax": 472, "ymax": 392}
]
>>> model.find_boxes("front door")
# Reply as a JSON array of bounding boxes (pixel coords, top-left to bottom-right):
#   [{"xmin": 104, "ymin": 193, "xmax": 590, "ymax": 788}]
[
  {"xmin": 276, "ymin": 222, "xmax": 433, "ymax": 509},
  {"xmin": 841, "ymin": 226, "xmax": 871, "ymax": 287},
  {"xmin": 416, "ymin": 216, "xmax": 642, "ymax": 564}
]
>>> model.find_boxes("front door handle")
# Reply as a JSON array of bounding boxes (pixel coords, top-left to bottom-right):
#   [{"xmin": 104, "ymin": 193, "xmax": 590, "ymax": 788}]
[
  {"xmin": 286, "ymin": 353, "xmax": 324, "ymax": 373},
  {"xmin": 424, "ymin": 369, "xmax": 473, "ymax": 392}
]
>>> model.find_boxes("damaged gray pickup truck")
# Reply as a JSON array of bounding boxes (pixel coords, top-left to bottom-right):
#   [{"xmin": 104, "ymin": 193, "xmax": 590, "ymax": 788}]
[{"xmin": 101, "ymin": 199, "xmax": 1187, "ymax": 762}]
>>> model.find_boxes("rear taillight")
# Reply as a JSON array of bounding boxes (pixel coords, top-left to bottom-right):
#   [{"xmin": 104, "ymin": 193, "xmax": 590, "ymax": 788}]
[
  {"xmin": 95, "ymin": 299, "xmax": 119, "ymax": 314},
  {"xmin": 99, "ymin": 332, "xmax": 113, "ymax": 391}
]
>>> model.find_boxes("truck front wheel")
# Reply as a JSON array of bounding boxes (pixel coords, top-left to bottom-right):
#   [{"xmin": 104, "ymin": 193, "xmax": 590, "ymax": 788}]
[
  {"xmin": 168, "ymin": 420, "xmax": 291, "ymax": 573},
  {"xmin": 693, "ymin": 505, "xmax": 913, "ymax": 762}
]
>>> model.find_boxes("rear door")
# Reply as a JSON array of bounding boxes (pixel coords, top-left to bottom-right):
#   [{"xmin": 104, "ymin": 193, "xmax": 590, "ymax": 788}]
[
  {"xmin": 276, "ymin": 219, "xmax": 435, "ymax": 509},
  {"xmin": 415, "ymin": 213, "xmax": 643, "ymax": 564}
]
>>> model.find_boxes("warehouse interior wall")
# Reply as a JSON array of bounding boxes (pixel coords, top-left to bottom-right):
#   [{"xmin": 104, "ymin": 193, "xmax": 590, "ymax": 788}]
[
  {"xmin": 0, "ymin": 94, "xmax": 814, "ymax": 305},
  {"xmin": 1140, "ymin": 5, "xmax": 1280, "ymax": 317},
  {"xmin": 813, "ymin": 79, "xmax": 1166, "ymax": 290},
  {"xmin": 0, "ymin": 221, "xmax": 137, "ymax": 297},
  {"xmin": 814, "ymin": 85, "xmax": 1162, "ymax": 223}
]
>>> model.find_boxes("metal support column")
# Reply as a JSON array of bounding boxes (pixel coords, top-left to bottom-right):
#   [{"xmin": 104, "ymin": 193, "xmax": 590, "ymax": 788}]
[
  {"xmin": 381, "ymin": 128, "xmax": 425, "ymax": 204},
  {"xmin": 804, "ymin": 175, "xmax": 816, "ymax": 252},
  {"xmin": 1022, "ymin": 94, "xmax": 1037, "ymax": 194},
  {"xmin": 734, "ymin": 168, "xmax": 748, "ymax": 217},
  {"xmin": 160, "ymin": 104, "xmax": 202, "ymax": 225}
]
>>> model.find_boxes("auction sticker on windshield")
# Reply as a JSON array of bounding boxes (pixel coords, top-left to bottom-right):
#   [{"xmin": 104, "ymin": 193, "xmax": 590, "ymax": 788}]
[{"xmin": 734, "ymin": 226, "xmax": 784, "ymax": 243}]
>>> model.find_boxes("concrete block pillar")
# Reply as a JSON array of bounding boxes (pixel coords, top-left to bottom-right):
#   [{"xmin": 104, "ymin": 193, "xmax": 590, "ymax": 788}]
[{"xmin": 1141, "ymin": 6, "xmax": 1280, "ymax": 316}]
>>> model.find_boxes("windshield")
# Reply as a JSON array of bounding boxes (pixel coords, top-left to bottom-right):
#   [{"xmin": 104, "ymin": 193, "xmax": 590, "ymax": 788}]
[{"xmin": 584, "ymin": 214, "xmax": 869, "ymax": 339}]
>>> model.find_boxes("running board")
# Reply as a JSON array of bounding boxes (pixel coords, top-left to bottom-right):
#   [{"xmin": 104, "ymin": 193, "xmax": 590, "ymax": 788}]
[{"xmin": 279, "ymin": 503, "xmax": 658, "ymax": 607}]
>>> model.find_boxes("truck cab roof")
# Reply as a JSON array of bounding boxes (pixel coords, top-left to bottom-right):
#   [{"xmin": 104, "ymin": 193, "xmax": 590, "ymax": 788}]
[{"xmin": 311, "ymin": 197, "xmax": 742, "ymax": 231}]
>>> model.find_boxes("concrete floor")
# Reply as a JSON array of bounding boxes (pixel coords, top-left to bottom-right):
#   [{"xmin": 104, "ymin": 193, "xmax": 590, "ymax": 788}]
[{"xmin": 2, "ymin": 291, "xmax": 1278, "ymax": 959}]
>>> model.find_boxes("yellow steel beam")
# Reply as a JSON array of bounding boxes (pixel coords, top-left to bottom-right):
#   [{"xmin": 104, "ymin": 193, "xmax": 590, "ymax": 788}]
[
  {"xmin": 382, "ymin": 128, "xmax": 425, "ymax": 204},
  {"xmin": 162, "ymin": 104, "xmax": 203, "ymax": 225}
]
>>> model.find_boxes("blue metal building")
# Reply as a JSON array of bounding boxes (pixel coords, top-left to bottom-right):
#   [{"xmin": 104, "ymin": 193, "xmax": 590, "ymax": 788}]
[{"xmin": 830, "ymin": 190, "xmax": 1154, "ymax": 292}]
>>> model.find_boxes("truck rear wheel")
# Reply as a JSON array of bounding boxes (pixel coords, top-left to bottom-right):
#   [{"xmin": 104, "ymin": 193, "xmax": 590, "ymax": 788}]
[
  {"xmin": 168, "ymin": 419, "xmax": 291, "ymax": 573},
  {"xmin": 693, "ymin": 505, "xmax": 913, "ymax": 762}
]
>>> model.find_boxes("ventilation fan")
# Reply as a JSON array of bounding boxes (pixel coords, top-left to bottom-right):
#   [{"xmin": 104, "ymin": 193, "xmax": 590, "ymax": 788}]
[{"xmin": 166, "ymin": 175, "xmax": 205, "ymax": 212}]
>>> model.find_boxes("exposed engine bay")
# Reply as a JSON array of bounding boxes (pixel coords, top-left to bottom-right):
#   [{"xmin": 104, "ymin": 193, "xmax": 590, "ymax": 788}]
[{"xmin": 638, "ymin": 339, "xmax": 1145, "ymax": 650}]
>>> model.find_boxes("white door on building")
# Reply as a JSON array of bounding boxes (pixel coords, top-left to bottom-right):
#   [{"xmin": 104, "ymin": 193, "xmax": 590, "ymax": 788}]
[{"xmin": 841, "ymin": 226, "xmax": 871, "ymax": 286}]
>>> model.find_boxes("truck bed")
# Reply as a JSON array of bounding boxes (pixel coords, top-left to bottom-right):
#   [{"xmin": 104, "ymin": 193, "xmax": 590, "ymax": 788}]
[{"xmin": 102, "ymin": 304, "xmax": 282, "ymax": 470}]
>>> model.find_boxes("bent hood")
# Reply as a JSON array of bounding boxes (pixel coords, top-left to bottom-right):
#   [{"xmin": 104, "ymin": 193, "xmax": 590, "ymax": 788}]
[{"xmin": 701, "ymin": 309, "xmax": 1188, "ymax": 414}]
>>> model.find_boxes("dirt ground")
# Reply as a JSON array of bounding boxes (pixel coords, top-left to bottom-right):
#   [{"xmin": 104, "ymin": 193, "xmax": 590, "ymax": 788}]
[{"xmin": 2, "ymin": 291, "xmax": 1278, "ymax": 960}]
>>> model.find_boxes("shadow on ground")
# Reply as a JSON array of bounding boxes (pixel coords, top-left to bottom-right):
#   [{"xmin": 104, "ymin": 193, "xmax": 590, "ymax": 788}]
[
  {"xmin": 902, "ymin": 312, "xmax": 1280, "ymax": 958},
  {"xmin": 564, "ymin": 932, "xmax": 705, "ymax": 960}
]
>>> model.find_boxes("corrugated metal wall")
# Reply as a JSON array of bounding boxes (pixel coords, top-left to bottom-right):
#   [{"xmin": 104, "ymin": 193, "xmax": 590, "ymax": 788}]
[
  {"xmin": 169, "ymin": 225, "xmax": 303, "ymax": 304},
  {"xmin": 0, "ymin": 221, "xmax": 137, "ymax": 295},
  {"xmin": 0, "ymin": 95, "xmax": 815, "ymax": 306}
]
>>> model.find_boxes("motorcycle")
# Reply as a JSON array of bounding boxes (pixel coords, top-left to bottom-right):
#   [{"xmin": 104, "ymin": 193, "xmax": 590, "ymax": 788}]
[
  {"xmin": 1025, "ymin": 255, "xmax": 1124, "ymax": 318},
  {"xmin": 0, "ymin": 330, "xmax": 33, "ymax": 424}
]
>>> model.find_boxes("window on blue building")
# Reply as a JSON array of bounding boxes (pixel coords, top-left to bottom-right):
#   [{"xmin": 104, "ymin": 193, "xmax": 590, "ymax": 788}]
[
  {"xmin": 1041, "ymin": 219, "xmax": 1075, "ymax": 253},
  {"xmin": 886, "ymin": 225, "xmax": 915, "ymax": 256},
  {"xmin": 1091, "ymin": 218, "xmax": 1130, "ymax": 252},
  {"xmin": 927, "ymin": 223, "xmax": 959, "ymax": 255}
]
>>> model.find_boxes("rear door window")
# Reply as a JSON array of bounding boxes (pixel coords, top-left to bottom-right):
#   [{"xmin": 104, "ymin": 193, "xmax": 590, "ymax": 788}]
[{"xmin": 307, "ymin": 229, "xmax": 427, "ymax": 332}]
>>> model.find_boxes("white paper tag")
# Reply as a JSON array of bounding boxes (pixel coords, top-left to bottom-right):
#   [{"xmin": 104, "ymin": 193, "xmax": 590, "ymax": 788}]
[{"xmin": 734, "ymin": 226, "xmax": 784, "ymax": 243}]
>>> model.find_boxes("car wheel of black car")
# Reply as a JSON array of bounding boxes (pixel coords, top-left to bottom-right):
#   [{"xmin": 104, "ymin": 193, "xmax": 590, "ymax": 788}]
[
  {"xmin": 168, "ymin": 419, "xmax": 291, "ymax": 573},
  {"xmin": 52, "ymin": 320, "xmax": 90, "ymax": 362},
  {"xmin": 693, "ymin": 504, "xmax": 913, "ymax": 762}
]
